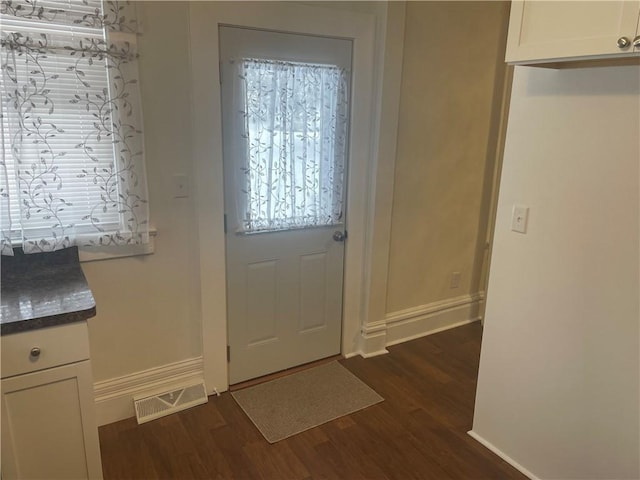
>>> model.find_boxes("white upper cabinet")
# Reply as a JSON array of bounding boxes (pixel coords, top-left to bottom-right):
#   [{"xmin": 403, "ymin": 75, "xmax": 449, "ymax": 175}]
[{"xmin": 506, "ymin": 1, "xmax": 640, "ymax": 64}]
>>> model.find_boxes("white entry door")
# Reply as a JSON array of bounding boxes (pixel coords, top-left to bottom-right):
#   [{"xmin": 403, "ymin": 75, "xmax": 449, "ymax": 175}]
[{"xmin": 220, "ymin": 26, "xmax": 352, "ymax": 384}]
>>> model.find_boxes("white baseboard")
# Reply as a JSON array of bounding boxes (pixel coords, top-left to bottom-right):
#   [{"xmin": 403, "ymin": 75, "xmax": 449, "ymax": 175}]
[
  {"xmin": 358, "ymin": 320, "xmax": 390, "ymax": 357},
  {"xmin": 386, "ymin": 292, "xmax": 484, "ymax": 346},
  {"xmin": 93, "ymin": 357, "xmax": 205, "ymax": 426},
  {"xmin": 359, "ymin": 293, "xmax": 485, "ymax": 357},
  {"xmin": 467, "ymin": 430, "xmax": 538, "ymax": 480}
]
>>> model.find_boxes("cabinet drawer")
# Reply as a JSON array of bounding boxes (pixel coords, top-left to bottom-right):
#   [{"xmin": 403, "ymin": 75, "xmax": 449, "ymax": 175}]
[{"xmin": 1, "ymin": 322, "xmax": 90, "ymax": 378}]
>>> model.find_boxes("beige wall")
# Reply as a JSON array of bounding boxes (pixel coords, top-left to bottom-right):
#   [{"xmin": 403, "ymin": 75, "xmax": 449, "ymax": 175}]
[
  {"xmin": 386, "ymin": 1, "xmax": 510, "ymax": 313},
  {"xmin": 84, "ymin": 2, "xmax": 202, "ymax": 382},
  {"xmin": 82, "ymin": 1, "xmax": 509, "ymax": 385}
]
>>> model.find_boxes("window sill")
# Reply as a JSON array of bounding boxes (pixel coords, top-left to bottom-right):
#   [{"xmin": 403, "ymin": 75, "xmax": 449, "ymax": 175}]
[{"xmin": 78, "ymin": 227, "xmax": 157, "ymax": 263}]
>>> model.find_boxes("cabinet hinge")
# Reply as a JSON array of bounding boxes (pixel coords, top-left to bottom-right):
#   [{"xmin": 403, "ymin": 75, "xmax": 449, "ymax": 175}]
[
  {"xmin": 219, "ymin": 61, "xmax": 223, "ymax": 84},
  {"xmin": 224, "ymin": 214, "xmax": 227, "ymax": 233},
  {"xmin": 226, "ymin": 345, "xmax": 230, "ymax": 362}
]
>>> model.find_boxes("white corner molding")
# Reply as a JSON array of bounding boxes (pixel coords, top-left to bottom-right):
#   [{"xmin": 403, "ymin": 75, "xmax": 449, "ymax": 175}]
[
  {"xmin": 359, "ymin": 292, "xmax": 485, "ymax": 357},
  {"xmin": 93, "ymin": 356, "xmax": 205, "ymax": 426},
  {"xmin": 359, "ymin": 320, "xmax": 390, "ymax": 358},
  {"xmin": 467, "ymin": 430, "xmax": 539, "ymax": 480}
]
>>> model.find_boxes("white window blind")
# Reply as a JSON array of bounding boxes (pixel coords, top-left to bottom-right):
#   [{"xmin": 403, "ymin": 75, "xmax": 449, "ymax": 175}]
[
  {"xmin": 0, "ymin": 0, "xmax": 148, "ymax": 254},
  {"xmin": 1, "ymin": 28, "xmax": 119, "ymax": 239}
]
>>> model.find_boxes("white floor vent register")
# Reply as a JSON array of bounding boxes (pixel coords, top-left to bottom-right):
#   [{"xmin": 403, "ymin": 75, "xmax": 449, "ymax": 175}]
[{"xmin": 134, "ymin": 382, "xmax": 209, "ymax": 424}]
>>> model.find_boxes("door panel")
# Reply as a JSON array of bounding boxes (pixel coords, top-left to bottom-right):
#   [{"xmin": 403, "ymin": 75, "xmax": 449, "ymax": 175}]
[
  {"xmin": 246, "ymin": 260, "xmax": 278, "ymax": 346},
  {"xmin": 220, "ymin": 26, "xmax": 352, "ymax": 384},
  {"xmin": 226, "ymin": 228, "xmax": 344, "ymax": 382},
  {"xmin": 300, "ymin": 252, "xmax": 328, "ymax": 333}
]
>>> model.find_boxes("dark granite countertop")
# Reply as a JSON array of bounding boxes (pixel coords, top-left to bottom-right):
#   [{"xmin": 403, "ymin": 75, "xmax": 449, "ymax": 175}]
[{"xmin": 1, "ymin": 247, "xmax": 96, "ymax": 335}]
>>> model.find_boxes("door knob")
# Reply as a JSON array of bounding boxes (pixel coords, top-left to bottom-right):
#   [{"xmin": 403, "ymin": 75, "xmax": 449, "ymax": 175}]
[
  {"xmin": 617, "ymin": 36, "xmax": 630, "ymax": 49},
  {"xmin": 633, "ymin": 36, "xmax": 640, "ymax": 48},
  {"xmin": 332, "ymin": 231, "xmax": 345, "ymax": 242}
]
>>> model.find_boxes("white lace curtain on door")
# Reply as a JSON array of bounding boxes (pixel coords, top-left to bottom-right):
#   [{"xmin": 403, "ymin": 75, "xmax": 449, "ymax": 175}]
[{"xmin": 234, "ymin": 58, "xmax": 349, "ymax": 233}]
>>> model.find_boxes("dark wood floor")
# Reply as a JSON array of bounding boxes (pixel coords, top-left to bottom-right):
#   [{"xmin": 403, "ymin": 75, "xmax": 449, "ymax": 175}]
[{"xmin": 99, "ymin": 322, "xmax": 527, "ymax": 479}]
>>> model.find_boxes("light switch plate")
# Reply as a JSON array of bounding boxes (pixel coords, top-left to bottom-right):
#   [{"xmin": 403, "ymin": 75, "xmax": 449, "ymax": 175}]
[
  {"xmin": 511, "ymin": 204, "xmax": 529, "ymax": 234},
  {"xmin": 172, "ymin": 174, "xmax": 189, "ymax": 198}
]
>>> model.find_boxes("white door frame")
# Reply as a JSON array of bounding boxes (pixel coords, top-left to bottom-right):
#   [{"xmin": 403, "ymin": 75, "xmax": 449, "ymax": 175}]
[{"xmin": 189, "ymin": 1, "xmax": 399, "ymax": 393}]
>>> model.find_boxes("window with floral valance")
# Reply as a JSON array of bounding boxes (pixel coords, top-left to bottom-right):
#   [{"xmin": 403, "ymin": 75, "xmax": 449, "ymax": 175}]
[{"xmin": 0, "ymin": 0, "xmax": 148, "ymax": 255}]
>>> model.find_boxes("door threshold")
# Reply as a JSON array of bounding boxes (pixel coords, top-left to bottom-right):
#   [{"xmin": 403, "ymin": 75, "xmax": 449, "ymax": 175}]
[{"xmin": 229, "ymin": 354, "xmax": 343, "ymax": 391}]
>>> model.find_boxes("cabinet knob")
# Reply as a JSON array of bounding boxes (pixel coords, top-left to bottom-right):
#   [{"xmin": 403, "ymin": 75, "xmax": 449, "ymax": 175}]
[
  {"xmin": 617, "ymin": 37, "xmax": 630, "ymax": 49},
  {"xmin": 30, "ymin": 347, "xmax": 41, "ymax": 358},
  {"xmin": 633, "ymin": 36, "xmax": 640, "ymax": 48}
]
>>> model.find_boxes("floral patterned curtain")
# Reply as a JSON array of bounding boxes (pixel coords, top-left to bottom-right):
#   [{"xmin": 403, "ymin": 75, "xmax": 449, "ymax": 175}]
[
  {"xmin": 236, "ymin": 58, "xmax": 349, "ymax": 233},
  {"xmin": 0, "ymin": 0, "xmax": 148, "ymax": 255}
]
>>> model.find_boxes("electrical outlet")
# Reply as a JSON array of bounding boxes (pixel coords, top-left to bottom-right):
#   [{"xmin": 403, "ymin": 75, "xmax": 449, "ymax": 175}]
[{"xmin": 450, "ymin": 272, "xmax": 461, "ymax": 289}]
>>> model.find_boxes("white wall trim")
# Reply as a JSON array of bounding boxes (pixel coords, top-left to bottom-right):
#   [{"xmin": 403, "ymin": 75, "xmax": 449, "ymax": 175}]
[
  {"xmin": 387, "ymin": 317, "xmax": 480, "ymax": 348},
  {"xmin": 359, "ymin": 319, "xmax": 390, "ymax": 358},
  {"xmin": 385, "ymin": 292, "xmax": 483, "ymax": 324},
  {"xmin": 357, "ymin": 1, "xmax": 406, "ymax": 355},
  {"xmin": 386, "ymin": 293, "xmax": 483, "ymax": 346},
  {"xmin": 359, "ymin": 293, "xmax": 485, "ymax": 357},
  {"xmin": 94, "ymin": 357, "xmax": 204, "ymax": 426},
  {"xmin": 467, "ymin": 430, "xmax": 539, "ymax": 480}
]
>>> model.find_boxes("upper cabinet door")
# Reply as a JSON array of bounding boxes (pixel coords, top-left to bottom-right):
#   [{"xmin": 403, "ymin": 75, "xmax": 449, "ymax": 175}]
[{"xmin": 506, "ymin": 1, "xmax": 640, "ymax": 64}]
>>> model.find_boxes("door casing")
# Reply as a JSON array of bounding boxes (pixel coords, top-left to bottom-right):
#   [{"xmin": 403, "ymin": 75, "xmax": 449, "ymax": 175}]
[{"xmin": 189, "ymin": 1, "xmax": 384, "ymax": 392}]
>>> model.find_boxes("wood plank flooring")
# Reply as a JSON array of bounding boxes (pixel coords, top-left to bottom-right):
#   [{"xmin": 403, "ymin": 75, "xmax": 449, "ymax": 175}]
[{"xmin": 99, "ymin": 322, "xmax": 527, "ymax": 479}]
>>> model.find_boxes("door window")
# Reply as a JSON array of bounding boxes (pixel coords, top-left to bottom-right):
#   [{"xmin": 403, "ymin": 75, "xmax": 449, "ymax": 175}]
[{"xmin": 233, "ymin": 58, "xmax": 349, "ymax": 233}]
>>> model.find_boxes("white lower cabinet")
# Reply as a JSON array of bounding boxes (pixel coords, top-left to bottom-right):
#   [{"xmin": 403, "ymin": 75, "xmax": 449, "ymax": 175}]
[{"xmin": 1, "ymin": 323, "xmax": 103, "ymax": 479}]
